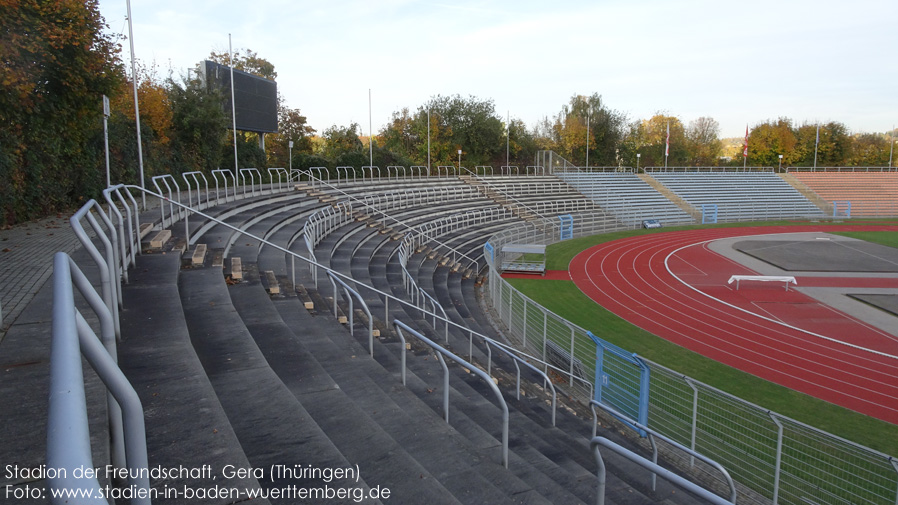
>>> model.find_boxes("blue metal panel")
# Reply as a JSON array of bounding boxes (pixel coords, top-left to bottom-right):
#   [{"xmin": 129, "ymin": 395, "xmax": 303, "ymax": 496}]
[
  {"xmin": 833, "ymin": 201, "xmax": 851, "ymax": 218},
  {"xmin": 558, "ymin": 214, "xmax": 574, "ymax": 240},
  {"xmin": 588, "ymin": 331, "xmax": 650, "ymax": 437},
  {"xmin": 484, "ymin": 241, "xmax": 495, "ymax": 264},
  {"xmin": 702, "ymin": 204, "xmax": 718, "ymax": 224}
]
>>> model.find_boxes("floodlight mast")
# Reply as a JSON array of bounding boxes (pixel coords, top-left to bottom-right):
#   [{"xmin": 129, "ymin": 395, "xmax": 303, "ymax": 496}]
[{"xmin": 229, "ymin": 35, "xmax": 238, "ymax": 174}]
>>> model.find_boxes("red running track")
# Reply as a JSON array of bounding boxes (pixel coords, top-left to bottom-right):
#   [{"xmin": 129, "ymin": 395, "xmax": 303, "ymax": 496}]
[{"xmin": 569, "ymin": 225, "xmax": 898, "ymax": 424}]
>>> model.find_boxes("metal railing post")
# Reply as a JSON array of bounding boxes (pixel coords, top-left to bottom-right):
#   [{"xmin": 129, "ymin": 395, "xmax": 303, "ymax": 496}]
[{"xmin": 770, "ymin": 412, "xmax": 785, "ymax": 505}]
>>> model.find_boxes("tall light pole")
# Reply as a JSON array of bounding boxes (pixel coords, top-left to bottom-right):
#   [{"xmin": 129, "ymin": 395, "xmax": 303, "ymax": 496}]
[
  {"xmin": 636, "ymin": 153, "xmax": 640, "ymax": 172},
  {"xmin": 126, "ymin": 0, "xmax": 146, "ymax": 209},
  {"xmin": 229, "ymin": 34, "xmax": 238, "ymax": 174},
  {"xmin": 458, "ymin": 149, "xmax": 462, "ymax": 173},
  {"xmin": 368, "ymin": 89, "xmax": 373, "ymax": 172},
  {"xmin": 778, "ymin": 154, "xmax": 783, "ymax": 171},
  {"xmin": 288, "ymin": 141, "xmax": 293, "ymax": 171},
  {"xmin": 103, "ymin": 95, "xmax": 110, "ymax": 188}
]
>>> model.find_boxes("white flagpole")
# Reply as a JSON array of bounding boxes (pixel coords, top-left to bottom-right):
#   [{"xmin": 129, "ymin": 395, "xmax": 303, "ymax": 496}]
[
  {"xmin": 368, "ymin": 89, "xmax": 373, "ymax": 172},
  {"xmin": 814, "ymin": 123, "xmax": 819, "ymax": 170},
  {"xmin": 664, "ymin": 121, "xmax": 670, "ymax": 168},
  {"xmin": 427, "ymin": 108, "xmax": 431, "ymax": 174},
  {"xmin": 889, "ymin": 125, "xmax": 894, "ymax": 168},
  {"xmin": 506, "ymin": 110, "xmax": 510, "ymax": 172},
  {"xmin": 586, "ymin": 110, "xmax": 590, "ymax": 169},
  {"xmin": 229, "ymin": 34, "xmax": 238, "ymax": 173},
  {"xmin": 126, "ymin": 0, "xmax": 146, "ymax": 209}
]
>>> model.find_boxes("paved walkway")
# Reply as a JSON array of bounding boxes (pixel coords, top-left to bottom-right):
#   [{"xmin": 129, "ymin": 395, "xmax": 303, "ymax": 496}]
[{"xmin": 0, "ymin": 215, "xmax": 82, "ymax": 340}]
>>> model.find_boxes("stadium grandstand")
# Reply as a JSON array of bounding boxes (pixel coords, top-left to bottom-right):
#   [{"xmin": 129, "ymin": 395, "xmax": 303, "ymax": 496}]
[{"xmin": 3, "ymin": 158, "xmax": 898, "ymax": 505}]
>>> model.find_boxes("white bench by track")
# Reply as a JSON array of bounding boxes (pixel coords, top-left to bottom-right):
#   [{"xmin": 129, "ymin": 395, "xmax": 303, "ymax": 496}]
[{"xmin": 728, "ymin": 275, "xmax": 797, "ymax": 291}]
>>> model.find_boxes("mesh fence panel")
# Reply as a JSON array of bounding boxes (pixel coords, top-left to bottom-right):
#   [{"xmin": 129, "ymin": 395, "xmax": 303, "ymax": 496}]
[{"xmin": 484, "ymin": 218, "xmax": 898, "ymax": 505}]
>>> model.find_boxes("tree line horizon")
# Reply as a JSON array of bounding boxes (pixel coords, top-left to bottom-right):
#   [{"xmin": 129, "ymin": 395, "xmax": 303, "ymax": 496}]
[{"xmin": 1, "ymin": 1, "xmax": 895, "ymax": 226}]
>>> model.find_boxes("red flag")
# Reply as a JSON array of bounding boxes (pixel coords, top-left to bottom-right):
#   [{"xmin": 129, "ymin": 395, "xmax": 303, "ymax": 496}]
[{"xmin": 743, "ymin": 125, "xmax": 749, "ymax": 158}]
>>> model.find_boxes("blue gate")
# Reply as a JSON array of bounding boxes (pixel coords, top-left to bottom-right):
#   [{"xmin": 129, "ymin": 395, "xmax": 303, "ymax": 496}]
[
  {"xmin": 833, "ymin": 201, "xmax": 851, "ymax": 218},
  {"xmin": 588, "ymin": 331, "xmax": 650, "ymax": 436},
  {"xmin": 702, "ymin": 204, "xmax": 718, "ymax": 224},
  {"xmin": 558, "ymin": 214, "xmax": 573, "ymax": 240}
]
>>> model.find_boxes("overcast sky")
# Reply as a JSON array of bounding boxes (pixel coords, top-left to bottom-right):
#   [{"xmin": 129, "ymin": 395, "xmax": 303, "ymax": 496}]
[{"xmin": 97, "ymin": 0, "xmax": 897, "ymax": 139}]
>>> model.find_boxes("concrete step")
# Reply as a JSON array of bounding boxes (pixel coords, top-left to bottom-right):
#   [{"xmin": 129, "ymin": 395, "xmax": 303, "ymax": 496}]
[
  {"xmin": 119, "ymin": 254, "xmax": 270, "ymax": 504},
  {"xmin": 178, "ymin": 267, "xmax": 375, "ymax": 503}
]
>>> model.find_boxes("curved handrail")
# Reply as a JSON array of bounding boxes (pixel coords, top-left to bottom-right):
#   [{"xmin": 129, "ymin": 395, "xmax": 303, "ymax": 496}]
[
  {"xmin": 268, "ymin": 167, "xmax": 289, "ymax": 193},
  {"xmin": 106, "ymin": 185, "xmax": 581, "ymax": 426},
  {"xmin": 326, "ymin": 271, "xmax": 375, "ymax": 356},
  {"xmin": 211, "ymin": 168, "xmax": 237, "ymax": 204},
  {"xmin": 182, "ymin": 171, "xmax": 209, "ymax": 210},
  {"xmin": 70, "ymin": 200, "xmax": 121, "ymax": 339},
  {"xmin": 239, "ymin": 167, "xmax": 261, "ymax": 197},
  {"xmin": 151, "ymin": 174, "xmax": 181, "ymax": 228},
  {"xmin": 591, "ymin": 437, "xmax": 732, "ymax": 505},
  {"xmin": 49, "ymin": 253, "xmax": 150, "ymax": 505},
  {"xmin": 484, "ymin": 339, "xmax": 556, "ymax": 426},
  {"xmin": 393, "ymin": 320, "xmax": 509, "ymax": 468},
  {"xmin": 102, "ymin": 186, "xmax": 140, "ymax": 282},
  {"xmin": 590, "ymin": 401, "xmax": 736, "ymax": 502}
]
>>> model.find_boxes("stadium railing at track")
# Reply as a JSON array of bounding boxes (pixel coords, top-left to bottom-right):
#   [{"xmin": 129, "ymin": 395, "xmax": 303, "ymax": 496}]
[{"xmin": 484, "ymin": 220, "xmax": 898, "ymax": 505}]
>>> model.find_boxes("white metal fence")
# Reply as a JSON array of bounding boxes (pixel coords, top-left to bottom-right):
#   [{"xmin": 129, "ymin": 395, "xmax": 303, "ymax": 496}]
[{"xmin": 484, "ymin": 219, "xmax": 898, "ymax": 505}]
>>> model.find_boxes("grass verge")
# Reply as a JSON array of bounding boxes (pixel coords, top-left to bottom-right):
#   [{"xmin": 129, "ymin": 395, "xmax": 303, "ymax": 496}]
[{"xmin": 508, "ymin": 221, "xmax": 898, "ymax": 455}]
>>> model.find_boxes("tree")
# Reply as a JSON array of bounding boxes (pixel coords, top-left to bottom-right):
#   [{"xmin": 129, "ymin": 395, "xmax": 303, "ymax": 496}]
[
  {"xmin": 623, "ymin": 114, "xmax": 687, "ymax": 167},
  {"xmin": 380, "ymin": 107, "xmax": 418, "ymax": 160},
  {"xmin": 795, "ymin": 121, "xmax": 851, "ymax": 166},
  {"xmin": 322, "ymin": 123, "xmax": 364, "ymax": 161},
  {"xmin": 536, "ymin": 94, "xmax": 627, "ymax": 167},
  {"xmin": 507, "ymin": 118, "xmax": 538, "ymax": 168},
  {"xmin": 208, "ymin": 48, "xmax": 277, "ymax": 80},
  {"xmin": 747, "ymin": 118, "xmax": 798, "ymax": 166},
  {"xmin": 848, "ymin": 133, "xmax": 890, "ymax": 166},
  {"xmin": 266, "ymin": 106, "xmax": 316, "ymax": 168},
  {"xmin": 377, "ymin": 95, "xmax": 507, "ymax": 168},
  {"xmin": 685, "ymin": 117, "xmax": 722, "ymax": 166},
  {"xmin": 0, "ymin": 0, "xmax": 124, "ymax": 225},
  {"xmin": 167, "ymin": 75, "xmax": 229, "ymax": 173}
]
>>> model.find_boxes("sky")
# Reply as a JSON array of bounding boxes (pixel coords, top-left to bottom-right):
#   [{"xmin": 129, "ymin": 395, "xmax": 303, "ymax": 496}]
[{"xmin": 97, "ymin": 0, "xmax": 897, "ymax": 139}]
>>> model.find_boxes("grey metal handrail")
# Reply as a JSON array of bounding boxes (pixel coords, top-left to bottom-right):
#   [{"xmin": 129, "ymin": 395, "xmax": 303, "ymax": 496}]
[
  {"xmin": 590, "ymin": 400, "xmax": 736, "ymax": 502},
  {"xmin": 484, "ymin": 339, "xmax": 556, "ymax": 426},
  {"xmin": 49, "ymin": 252, "xmax": 150, "ymax": 505},
  {"xmin": 239, "ymin": 167, "xmax": 261, "ymax": 197},
  {"xmin": 302, "ymin": 176, "xmax": 482, "ymax": 271},
  {"xmin": 150, "ymin": 174, "xmax": 182, "ymax": 228},
  {"xmin": 70, "ymin": 200, "xmax": 121, "ymax": 339},
  {"xmin": 102, "ymin": 185, "xmax": 140, "ymax": 283},
  {"xmin": 326, "ymin": 271, "xmax": 375, "ymax": 356},
  {"xmin": 107, "ymin": 185, "xmax": 581, "ymax": 433},
  {"xmin": 393, "ymin": 319, "xmax": 509, "ymax": 468},
  {"xmin": 182, "ymin": 171, "xmax": 209, "ymax": 210},
  {"xmin": 591, "ymin": 436, "xmax": 731, "ymax": 505},
  {"xmin": 459, "ymin": 166, "xmax": 561, "ymax": 235},
  {"xmin": 268, "ymin": 167, "xmax": 288, "ymax": 193},
  {"xmin": 62, "ymin": 253, "xmax": 125, "ymax": 473},
  {"xmin": 211, "ymin": 168, "xmax": 237, "ymax": 204}
]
